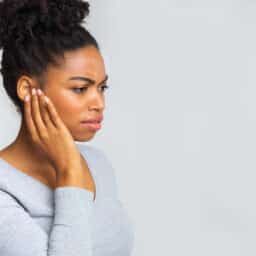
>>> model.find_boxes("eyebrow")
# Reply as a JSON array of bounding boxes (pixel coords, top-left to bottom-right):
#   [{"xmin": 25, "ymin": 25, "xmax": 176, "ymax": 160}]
[{"xmin": 68, "ymin": 74, "xmax": 109, "ymax": 85}]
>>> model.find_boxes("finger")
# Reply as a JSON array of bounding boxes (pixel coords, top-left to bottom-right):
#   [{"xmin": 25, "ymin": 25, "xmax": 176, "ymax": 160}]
[
  {"xmin": 44, "ymin": 96, "xmax": 65, "ymax": 130},
  {"xmin": 24, "ymin": 92, "xmax": 40, "ymax": 143},
  {"xmin": 31, "ymin": 88, "xmax": 48, "ymax": 140},
  {"xmin": 37, "ymin": 89, "xmax": 56, "ymax": 131}
]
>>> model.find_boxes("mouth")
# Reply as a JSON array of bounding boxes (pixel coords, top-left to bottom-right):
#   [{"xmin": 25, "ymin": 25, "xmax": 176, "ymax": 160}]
[
  {"xmin": 81, "ymin": 116, "xmax": 104, "ymax": 123},
  {"xmin": 80, "ymin": 121, "xmax": 102, "ymax": 131}
]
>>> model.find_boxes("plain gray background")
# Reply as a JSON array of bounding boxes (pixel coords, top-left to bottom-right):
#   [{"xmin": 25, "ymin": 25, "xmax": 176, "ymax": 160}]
[{"xmin": 1, "ymin": 0, "xmax": 256, "ymax": 255}]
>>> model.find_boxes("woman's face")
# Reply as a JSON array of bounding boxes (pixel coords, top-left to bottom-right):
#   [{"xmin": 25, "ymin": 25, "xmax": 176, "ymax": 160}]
[{"xmin": 38, "ymin": 46, "xmax": 107, "ymax": 142}]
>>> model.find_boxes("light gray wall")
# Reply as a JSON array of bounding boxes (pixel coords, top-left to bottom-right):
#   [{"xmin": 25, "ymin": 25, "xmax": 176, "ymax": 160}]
[{"xmin": 1, "ymin": 0, "xmax": 256, "ymax": 255}]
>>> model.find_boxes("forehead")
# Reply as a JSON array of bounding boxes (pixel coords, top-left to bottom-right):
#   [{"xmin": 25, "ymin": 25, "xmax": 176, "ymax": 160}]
[{"xmin": 46, "ymin": 46, "xmax": 106, "ymax": 81}]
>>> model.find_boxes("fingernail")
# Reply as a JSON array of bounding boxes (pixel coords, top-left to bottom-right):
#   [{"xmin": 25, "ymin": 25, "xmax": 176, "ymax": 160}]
[
  {"xmin": 37, "ymin": 89, "xmax": 42, "ymax": 95},
  {"xmin": 32, "ymin": 88, "xmax": 36, "ymax": 95},
  {"xmin": 25, "ymin": 95, "xmax": 30, "ymax": 102},
  {"xmin": 45, "ymin": 96, "xmax": 49, "ymax": 103}
]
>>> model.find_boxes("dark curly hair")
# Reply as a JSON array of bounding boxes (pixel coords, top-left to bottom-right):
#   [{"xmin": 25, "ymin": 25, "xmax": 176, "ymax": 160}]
[{"xmin": 0, "ymin": 0, "xmax": 99, "ymax": 115}]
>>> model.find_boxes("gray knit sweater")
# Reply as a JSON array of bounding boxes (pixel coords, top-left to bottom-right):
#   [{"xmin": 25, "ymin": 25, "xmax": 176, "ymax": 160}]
[{"xmin": 0, "ymin": 143, "xmax": 135, "ymax": 256}]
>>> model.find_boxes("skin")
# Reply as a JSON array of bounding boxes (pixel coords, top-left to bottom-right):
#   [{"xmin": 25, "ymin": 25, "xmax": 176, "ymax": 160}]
[{"xmin": 0, "ymin": 46, "xmax": 107, "ymax": 189}]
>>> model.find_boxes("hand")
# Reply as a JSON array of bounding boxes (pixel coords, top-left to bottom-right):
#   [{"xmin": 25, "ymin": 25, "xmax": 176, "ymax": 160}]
[{"xmin": 23, "ymin": 87, "xmax": 88, "ymax": 177}]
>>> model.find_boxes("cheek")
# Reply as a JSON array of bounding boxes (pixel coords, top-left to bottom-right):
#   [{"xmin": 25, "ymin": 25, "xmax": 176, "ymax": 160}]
[{"xmin": 51, "ymin": 93, "xmax": 85, "ymax": 122}]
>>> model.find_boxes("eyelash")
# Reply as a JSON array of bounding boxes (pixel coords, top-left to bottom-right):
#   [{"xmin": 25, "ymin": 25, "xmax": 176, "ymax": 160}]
[{"xmin": 72, "ymin": 85, "xmax": 110, "ymax": 94}]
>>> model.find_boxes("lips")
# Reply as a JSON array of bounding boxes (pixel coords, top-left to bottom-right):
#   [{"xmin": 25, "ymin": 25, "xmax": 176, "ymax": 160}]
[
  {"xmin": 81, "ymin": 116, "xmax": 103, "ymax": 123},
  {"xmin": 80, "ymin": 120, "xmax": 102, "ymax": 131},
  {"xmin": 82, "ymin": 121, "xmax": 100, "ymax": 124}
]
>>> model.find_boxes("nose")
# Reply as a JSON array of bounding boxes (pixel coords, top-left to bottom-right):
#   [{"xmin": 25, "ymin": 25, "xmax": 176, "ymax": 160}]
[{"xmin": 88, "ymin": 92, "xmax": 105, "ymax": 112}]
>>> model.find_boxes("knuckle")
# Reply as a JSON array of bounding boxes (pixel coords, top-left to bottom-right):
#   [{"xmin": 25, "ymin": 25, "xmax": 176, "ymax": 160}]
[
  {"xmin": 51, "ymin": 128, "xmax": 59, "ymax": 136},
  {"xmin": 40, "ymin": 132, "xmax": 49, "ymax": 140},
  {"xmin": 31, "ymin": 135, "xmax": 39, "ymax": 144}
]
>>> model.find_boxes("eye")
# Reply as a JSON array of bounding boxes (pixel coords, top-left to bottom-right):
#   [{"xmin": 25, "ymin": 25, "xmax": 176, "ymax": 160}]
[
  {"xmin": 100, "ymin": 85, "xmax": 109, "ymax": 92},
  {"xmin": 72, "ymin": 87, "xmax": 88, "ymax": 94},
  {"xmin": 72, "ymin": 85, "xmax": 110, "ymax": 94}
]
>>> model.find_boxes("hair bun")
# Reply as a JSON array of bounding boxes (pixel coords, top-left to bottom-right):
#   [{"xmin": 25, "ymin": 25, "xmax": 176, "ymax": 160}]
[{"xmin": 0, "ymin": 0, "xmax": 90, "ymax": 48}]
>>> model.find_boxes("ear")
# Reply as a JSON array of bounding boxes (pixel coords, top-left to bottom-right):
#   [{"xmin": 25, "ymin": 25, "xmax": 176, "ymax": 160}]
[{"xmin": 17, "ymin": 76, "xmax": 37, "ymax": 102}]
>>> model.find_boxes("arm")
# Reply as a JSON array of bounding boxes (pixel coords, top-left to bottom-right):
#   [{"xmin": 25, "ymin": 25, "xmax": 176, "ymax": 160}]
[{"xmin": 0, "ymin": 187, "xmax": 94, "ymax": 256}]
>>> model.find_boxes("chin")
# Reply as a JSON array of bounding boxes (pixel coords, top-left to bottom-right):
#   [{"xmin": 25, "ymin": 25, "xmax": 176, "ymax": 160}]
[
  {"xmin": 66, "ymin": 123, "xmax": 99, "ymax": 142},
  {"xmin": 73, "ymin": 131, "xmax": 97, "ymax": 142}
]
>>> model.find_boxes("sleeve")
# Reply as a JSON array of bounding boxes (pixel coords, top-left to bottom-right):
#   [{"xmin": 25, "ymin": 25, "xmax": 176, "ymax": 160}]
[{"xmin": 0, "ymin": 187, "xmax": 94, "ymax": 256}]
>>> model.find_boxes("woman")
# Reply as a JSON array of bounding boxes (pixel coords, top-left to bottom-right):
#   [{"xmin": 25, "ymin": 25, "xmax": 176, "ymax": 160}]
[{"xmin": 0, "ymin": 1, "xmax": 135, "ymax": 255}]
